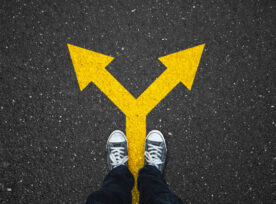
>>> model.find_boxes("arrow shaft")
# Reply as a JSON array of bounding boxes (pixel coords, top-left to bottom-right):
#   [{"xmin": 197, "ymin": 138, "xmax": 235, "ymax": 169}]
[
  {"xmin": 136, "ymin": 69, "xmax": 180, "ymax": 115},
  {"xmin": 126, "ymin": 114, "xmax": 146, "ymax": 202},
  {"xmin": 91, "ymin": 68, "xmax": 136, "ymax": 115}
]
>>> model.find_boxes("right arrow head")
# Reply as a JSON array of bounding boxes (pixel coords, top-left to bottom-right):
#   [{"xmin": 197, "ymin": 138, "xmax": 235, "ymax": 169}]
[{"xmin": 158, "ymin": 44, "xmax": 205, "ymax": 90}]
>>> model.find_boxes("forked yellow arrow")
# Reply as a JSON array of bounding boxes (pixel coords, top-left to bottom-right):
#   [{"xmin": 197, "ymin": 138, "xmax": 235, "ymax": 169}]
[{"xmin": 68, "ymin": 43, "xmax": 205, "ymax": 203}]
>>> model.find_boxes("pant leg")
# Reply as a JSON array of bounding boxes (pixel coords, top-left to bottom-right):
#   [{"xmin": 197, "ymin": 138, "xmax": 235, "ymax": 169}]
[
  {"xmin": 138, "ymin": 165, "xmax": 182, "ymax": 204},
  {"xmin": 86, "ymin": 165, "xmax": 134, "ymax": 204}
]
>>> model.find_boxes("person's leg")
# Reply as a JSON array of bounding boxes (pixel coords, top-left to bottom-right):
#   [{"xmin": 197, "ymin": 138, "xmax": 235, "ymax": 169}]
[
  {"xmin": 138, "ymin": 165, "xmax": 182, "ymax": 204},
  {"xmin": 86, "ymin": 165, "xmax": 134, "ymax": 204},
  {"xmin": 86, "ymin": 130, "xmax": 134, "ymax": 204},
  {"xmin": 138, "ymin": 130, "xmax": 182, "ymax": 204}
]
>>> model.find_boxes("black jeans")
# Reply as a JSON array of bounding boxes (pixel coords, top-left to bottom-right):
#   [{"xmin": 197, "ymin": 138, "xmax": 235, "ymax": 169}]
[{"xmin": 86, "ymin": 165, "xmax": 182, "ymax": 204}]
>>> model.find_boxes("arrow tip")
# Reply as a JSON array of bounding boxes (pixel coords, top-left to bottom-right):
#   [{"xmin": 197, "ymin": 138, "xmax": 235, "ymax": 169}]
[
  {"xmin": 67, "ymin": 44, "xmax": 114, "ymax": 91},
  {"xmin": 158, "ymin": 43, "xmax": 205, "ymax": 90}
]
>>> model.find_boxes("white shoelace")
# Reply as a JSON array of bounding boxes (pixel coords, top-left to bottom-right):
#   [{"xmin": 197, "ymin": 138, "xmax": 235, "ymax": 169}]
[
  {"xmin": 110, "ymin": 146, "xmax": 128, "ymax": 168},
  {"xmin": 145, "ymin": 143, "xmax": 163, "ymax": 168}
]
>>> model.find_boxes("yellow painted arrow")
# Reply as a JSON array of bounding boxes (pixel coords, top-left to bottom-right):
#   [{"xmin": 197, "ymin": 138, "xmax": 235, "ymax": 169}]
[{"xmin": 68, "ymin": 43, "xmax": 205, "ymax": 203}]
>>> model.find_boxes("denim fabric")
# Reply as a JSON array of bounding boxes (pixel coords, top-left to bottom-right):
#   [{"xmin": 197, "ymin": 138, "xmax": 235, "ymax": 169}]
[
  {"xmin": 86, "ymin": 165, "xmax": 182, "ymax": 204},
  {"xmin": 138, "ymin": 165, "xmax": 182, "ymax": 204},
  {"xmin": 86, "ymin": 165, "xmax": 134, "ymax": 204}
]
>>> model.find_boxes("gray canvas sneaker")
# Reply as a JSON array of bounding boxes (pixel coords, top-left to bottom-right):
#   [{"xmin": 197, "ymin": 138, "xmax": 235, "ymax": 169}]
[
  {"xmin": 106, "ymin": 130, "xmax": 128, "ymax": 170},
  {"xmin": 144, "ymin": 130, "xmax": 167, "ymax": 172}
]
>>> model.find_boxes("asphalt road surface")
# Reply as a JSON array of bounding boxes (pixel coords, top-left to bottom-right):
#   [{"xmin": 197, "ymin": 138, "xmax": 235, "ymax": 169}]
[{"xmin": 1, "ymin": 0, "xmax": 275, "ymax": 203}]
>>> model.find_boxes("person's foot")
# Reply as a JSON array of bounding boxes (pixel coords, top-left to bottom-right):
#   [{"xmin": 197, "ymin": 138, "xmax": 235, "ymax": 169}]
[
  {"xmin": 144, "ymin": 130, "xmax": 167, "ymax": 172},
  {"xmin": 106, "ymin": 130, "xmax": 128, "ymax": 170}
]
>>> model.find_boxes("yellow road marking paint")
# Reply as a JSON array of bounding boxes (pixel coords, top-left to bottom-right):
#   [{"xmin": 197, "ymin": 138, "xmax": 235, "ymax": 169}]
[{"xmin": 68, "ymin": 43, "xmax": 205, "ymax": 203}]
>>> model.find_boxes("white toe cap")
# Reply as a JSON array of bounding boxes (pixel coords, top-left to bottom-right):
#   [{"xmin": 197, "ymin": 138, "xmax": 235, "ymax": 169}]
[
  {"xmin": 109, "ymin": 130, "xmax": 126, "ymax": 143},
  {"xmin": 147, "ymin": 130, "xmax": 164, "ymax": 142}
]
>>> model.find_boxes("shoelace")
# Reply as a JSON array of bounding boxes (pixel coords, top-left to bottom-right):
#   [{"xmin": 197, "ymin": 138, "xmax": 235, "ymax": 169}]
[
  {"xmin": 110, "ymin": 146, "xmax": 128, "ymax": 168},
  {"xmin": 145, "ymin": 143, "xmax": 163, "ymax": 169}
]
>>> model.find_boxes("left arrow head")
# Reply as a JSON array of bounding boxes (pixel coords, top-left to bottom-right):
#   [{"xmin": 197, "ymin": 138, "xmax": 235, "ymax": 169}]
[{"xmin": 67, "ymin": 44, "xmax": 114, "ymax": 91}]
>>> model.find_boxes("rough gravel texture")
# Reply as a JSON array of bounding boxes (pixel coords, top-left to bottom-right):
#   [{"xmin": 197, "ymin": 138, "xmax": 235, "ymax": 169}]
[{"xmin": 1, "ymin": 0, "xmax": 275, "ymax": 203}]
